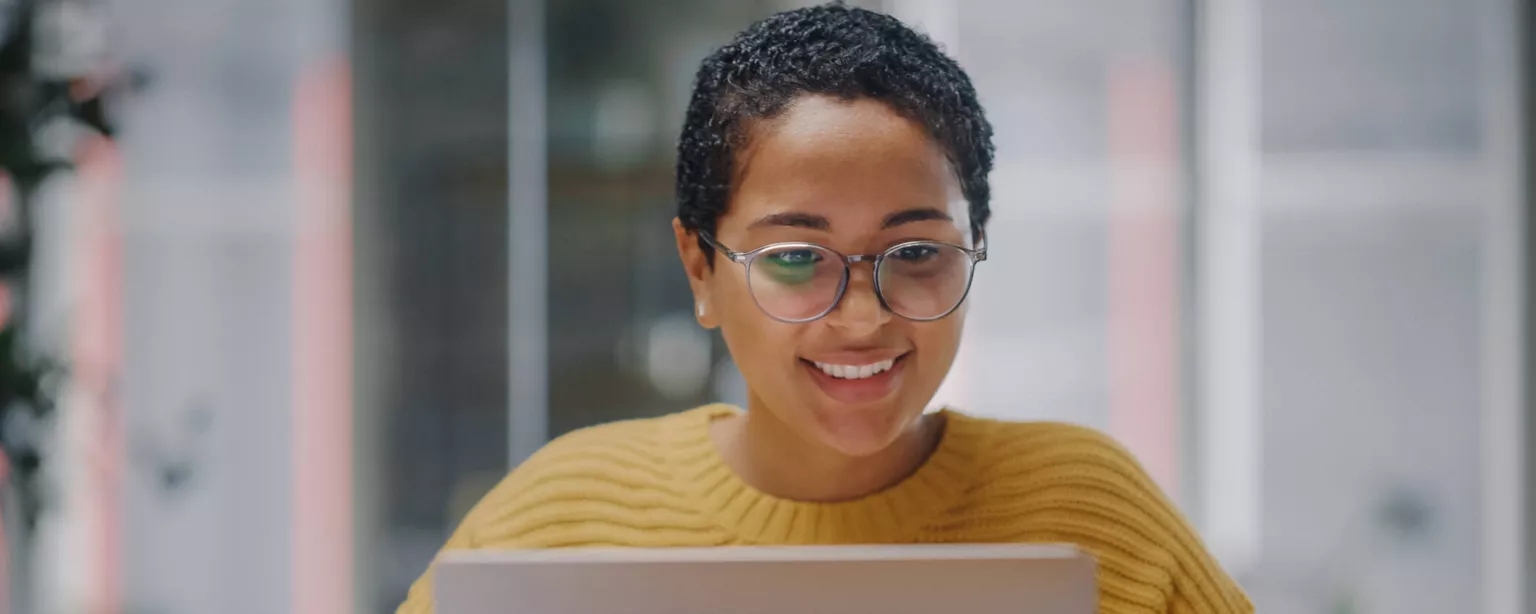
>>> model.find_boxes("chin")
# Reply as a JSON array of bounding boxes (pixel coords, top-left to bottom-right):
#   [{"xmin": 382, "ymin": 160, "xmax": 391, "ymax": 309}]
[{"xmin": 807, "ymin": 401, "xmax": 916, "ymax": 458}]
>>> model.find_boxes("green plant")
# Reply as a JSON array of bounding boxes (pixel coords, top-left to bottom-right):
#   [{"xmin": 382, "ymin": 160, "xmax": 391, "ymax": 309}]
[
  {"xmin": 0, "ymin": 323, "xmax": 58, "ymax": 529},
  {"xmin": 0, "ymin": 0, "xmax": 130, "ymax": 527}
]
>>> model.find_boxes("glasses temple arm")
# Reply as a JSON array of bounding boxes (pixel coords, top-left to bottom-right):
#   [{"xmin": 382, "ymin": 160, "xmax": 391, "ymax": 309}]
[{"xmin": 697, "ymin": 231, "xmax": 744, "ymax": 261}]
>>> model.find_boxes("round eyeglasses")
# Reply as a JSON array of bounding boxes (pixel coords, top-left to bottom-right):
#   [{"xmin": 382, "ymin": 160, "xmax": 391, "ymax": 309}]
[{"xmin": 699, "ymin": 231, "xmax": 986, "ymax": 323}]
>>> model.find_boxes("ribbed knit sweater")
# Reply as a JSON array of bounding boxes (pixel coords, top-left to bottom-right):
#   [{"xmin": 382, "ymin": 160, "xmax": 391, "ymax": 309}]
[{"xmin": 398, "ymin": 404, "xmax": 1251, "ymax": 614}]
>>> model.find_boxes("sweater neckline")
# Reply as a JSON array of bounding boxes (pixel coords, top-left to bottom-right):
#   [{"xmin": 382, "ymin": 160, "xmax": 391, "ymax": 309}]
[{"xmin": 666, "ymin": 404, "xmax": 988, "ymax": 544}]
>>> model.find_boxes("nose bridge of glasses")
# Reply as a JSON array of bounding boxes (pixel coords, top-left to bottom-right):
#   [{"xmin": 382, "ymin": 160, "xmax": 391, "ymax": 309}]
[
  {"xmin": 831, "ymin": 255, "xmax": 888, "ymax": 315},
  {"xmin": 841, "ymin": 254, "xmax": 878, "ymax": 285},
  {"xmin": 841, "ymin": 252, "xmax": 884, "ymax": 286}
]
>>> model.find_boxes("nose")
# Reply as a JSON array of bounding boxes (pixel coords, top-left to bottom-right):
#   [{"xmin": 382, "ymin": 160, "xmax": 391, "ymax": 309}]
[{"xmin": 823, "ymin": 264, "xmax": 891, "ymax": 335}]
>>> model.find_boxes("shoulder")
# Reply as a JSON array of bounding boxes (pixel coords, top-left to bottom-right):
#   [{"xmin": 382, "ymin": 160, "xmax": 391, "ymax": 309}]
[
  {"xmin": 524, "ymin": 410, "xmax": 681, "ymax": 464},
  {"xmin": 455, "ymin": 406, "xmax": 717, "ymax": 546},
  {"xmin": 968, "ymin": 416, "xmax": 1171, "ymax": 512},
  {"xmin": 493, "ymin": 406, "xmax": 710, "ymax": 489},
  {"xmin": 953, "ymin": 413, "xmax": 1253, "ymax": 612},
  {"xmin": 955, "ymin": 413, "xmax": 1179, "ymax": 548},
  {"xmin": 970, "ymin": 418, "xmax": 1171, "ymax": 519},
  {"xmin": 958, "ymin": 414, "xmax": 1147, "ymax": 478}
]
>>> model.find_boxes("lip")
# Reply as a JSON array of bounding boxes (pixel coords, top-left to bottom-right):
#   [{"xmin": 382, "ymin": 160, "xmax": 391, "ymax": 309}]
[
  {"xmin": 800, "ymin": 352, "xmax": 909, "ymax": 405},
  {"xmin": 799, "ymin": 349, "xmax": 910, "ymax": 366}
]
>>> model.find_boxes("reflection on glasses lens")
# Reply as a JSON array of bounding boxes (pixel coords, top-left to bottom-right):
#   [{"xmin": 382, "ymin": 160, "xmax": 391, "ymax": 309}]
[
  {"xmin": 747, "ymin": 244, "xmax": 845, "ymax": 322},
  {"xmin": 758, "ymin": 248, "xmax": 822, "ymax": 286}
]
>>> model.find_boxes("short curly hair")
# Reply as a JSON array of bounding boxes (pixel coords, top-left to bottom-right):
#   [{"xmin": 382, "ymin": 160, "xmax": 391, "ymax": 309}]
[{"xmin": 675, "ymin": 3, "xmax": 995, "ymax": 258}]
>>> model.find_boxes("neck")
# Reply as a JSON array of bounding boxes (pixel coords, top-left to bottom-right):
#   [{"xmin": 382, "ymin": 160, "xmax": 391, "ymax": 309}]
[{"xmin": 712, "ymin": 393, "xmax": 942, "ymax": 503}]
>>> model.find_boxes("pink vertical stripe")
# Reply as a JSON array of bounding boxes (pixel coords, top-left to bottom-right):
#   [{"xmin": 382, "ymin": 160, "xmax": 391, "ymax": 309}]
[
  {"xmin": 74, "ymin": 137, "xmax": 125, "ymax": 614},
  {"xmin": 1105, "ymin": 59, "xmax": 1182, "ymax": 497},
  {"xmin": 292, "ymin": 57, "xmax": 354, "ymax": 614}
]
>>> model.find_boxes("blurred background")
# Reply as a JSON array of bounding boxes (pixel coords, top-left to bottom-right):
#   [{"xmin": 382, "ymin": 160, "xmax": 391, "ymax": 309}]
[{"xmin": 0, "ymin": 0, "xmax": 1529, "ymax": 613}]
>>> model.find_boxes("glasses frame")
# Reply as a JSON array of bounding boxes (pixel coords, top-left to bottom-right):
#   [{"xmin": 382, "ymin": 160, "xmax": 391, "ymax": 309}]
[{"xmin": 698, "ymin": 231, "xmax": 988, "ymax": 323}]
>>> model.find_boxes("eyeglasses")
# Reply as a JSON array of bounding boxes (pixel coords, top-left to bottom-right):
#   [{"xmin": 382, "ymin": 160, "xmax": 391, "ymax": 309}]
[{"xmin": 699, "ymin": 231, "xmax": 986, "ymax": 323}]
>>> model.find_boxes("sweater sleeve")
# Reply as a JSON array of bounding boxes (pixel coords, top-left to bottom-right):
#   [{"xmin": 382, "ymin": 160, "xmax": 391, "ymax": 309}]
[
  {"xmin": 393, "ymin": 416, "xmax": 660, "ymax": 614},
  {"xmin": 393, "ymin": 419, "xmax": 608, "ymax": 614},
  {"xmin": 394, "ymin": 466, "xmax": 527, "ymax": 614},
  {"xmin": 394, "ymin": 518, "xmax": 468, "ymax": 614},
  {"xmin": 1063, "ymin": 424, "xmax": 1253, "ymax": 614}
]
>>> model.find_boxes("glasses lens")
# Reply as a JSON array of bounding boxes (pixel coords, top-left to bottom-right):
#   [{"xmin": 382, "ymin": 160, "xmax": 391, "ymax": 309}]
[
  {"xmin": 878, "ymin": 242, "xmax": 975, "ymax": 320},
  {"xmin": 747, "ymin": 244, "xmax": 846, "ymax": 321}
]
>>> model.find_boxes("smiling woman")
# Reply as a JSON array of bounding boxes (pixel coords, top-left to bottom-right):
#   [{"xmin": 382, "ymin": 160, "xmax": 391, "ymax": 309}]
[{"xmin": 399, "ymin": 4, "xmax": 1251, "ymax": 614}]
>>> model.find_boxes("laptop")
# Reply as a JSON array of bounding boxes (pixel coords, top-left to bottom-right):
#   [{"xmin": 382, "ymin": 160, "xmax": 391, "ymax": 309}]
[{"xmin": 434, "ymin": 543, "xmax": 1097, "ymax": 614}]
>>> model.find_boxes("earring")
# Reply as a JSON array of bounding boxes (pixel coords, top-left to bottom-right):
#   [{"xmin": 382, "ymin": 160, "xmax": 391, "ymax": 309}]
[{"xmin": 697, "ymin": 302, "xmax": 706, "ymax": 317}]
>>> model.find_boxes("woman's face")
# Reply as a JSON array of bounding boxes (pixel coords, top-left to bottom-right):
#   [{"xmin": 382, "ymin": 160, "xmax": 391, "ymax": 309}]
[{"xmin": 674, "ymin": 95, "xmax": 973, "ymax": 458}]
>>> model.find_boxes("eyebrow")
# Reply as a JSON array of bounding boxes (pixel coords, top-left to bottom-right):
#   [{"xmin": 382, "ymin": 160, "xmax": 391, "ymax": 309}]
[
  {"xmin": 748, "ymin": 212, "xmax": 830, "ymax": 231},
  {"xmin": 746, "ymin": 207, "xmax": 953, "ymax": 231},
  {"xmin": 881, "ymin": 207, "xmax": 952, "ymax": 228}
]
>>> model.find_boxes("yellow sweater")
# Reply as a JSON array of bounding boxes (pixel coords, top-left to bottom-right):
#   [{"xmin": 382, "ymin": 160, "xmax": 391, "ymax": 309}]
[{"xmin": 399, "ymin": 405, "xmax": 1251, "ymax": 614}]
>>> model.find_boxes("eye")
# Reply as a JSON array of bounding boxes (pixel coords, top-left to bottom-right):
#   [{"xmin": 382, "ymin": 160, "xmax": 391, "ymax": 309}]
[{"xmin": 890, "ymin": 244, "xmax": 940, "ymax": 263}]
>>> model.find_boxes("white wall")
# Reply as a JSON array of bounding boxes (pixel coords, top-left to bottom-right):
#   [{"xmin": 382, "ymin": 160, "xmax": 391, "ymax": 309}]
[{"xmin": 28, "ymin": 1, "xmax": 352, "ymax": 613}]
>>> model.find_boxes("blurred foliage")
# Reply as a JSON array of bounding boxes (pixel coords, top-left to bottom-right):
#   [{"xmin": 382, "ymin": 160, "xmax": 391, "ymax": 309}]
[
  {"xmin": 0, "ymin": 324, "xmax": 59, "ymax": 528},
  {"xmin": 0, "ymin": 0, "xmax": 128, "ymax": 527}
]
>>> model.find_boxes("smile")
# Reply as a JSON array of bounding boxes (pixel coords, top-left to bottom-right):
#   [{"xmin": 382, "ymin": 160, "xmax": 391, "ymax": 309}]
[
  {"xmin": 810, "ymin": 358, "xmax": 897, "ymax": 380},
  {"xmin": 798, "ymin": 352, "xmax": 910, "ymax": 405}
]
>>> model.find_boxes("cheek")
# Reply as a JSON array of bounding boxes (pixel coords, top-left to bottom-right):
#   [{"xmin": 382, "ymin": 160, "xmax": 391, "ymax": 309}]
[
  {"xmin": 712, "ymin": 276, "xmax": 800, "ymax": 378},
  {"xmin": 912, "ymin": 313, "xmax": 966, "ymax": 373},
  {"xmin": 706, "ymin": 262, "xmax": 763, "ymax": 328}
]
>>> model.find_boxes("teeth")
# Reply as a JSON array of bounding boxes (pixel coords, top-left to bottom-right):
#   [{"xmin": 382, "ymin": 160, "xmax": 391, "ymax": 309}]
[{"xmin": 813, "ymin": 358, "xmax": 897, "ymax": 380}]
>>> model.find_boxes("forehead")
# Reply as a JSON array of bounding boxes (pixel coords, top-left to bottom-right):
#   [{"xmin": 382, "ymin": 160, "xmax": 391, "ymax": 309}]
[{"xmin": 722, "ymin": 95, "xmax": 968, "ymax": 233}]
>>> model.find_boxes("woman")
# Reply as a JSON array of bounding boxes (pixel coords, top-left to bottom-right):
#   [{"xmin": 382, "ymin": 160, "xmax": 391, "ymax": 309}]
[{"xmin": 401, "ymin": 4, "xmax": 1251, "ymax": 613}]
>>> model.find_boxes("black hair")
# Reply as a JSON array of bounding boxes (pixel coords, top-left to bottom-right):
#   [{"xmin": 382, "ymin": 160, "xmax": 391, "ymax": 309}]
[{"xmin": 675, "ymin": 2, "xmax": 995, "ymax": 257}]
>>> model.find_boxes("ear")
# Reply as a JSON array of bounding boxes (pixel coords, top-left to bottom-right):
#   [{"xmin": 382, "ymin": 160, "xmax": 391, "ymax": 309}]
[{"xmin": 673, "ymin": 218, "xmax": 718, "ymax": 329}]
